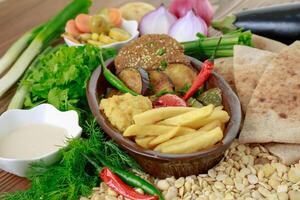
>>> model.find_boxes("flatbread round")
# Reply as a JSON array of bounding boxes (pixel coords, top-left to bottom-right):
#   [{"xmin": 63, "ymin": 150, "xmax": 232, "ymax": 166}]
[
  {"xmin": 239, "ymin": 41, "xmax": 300, "ymax": 144},
  {"xmin": 233, "ymin": 45, "xmax": 276, "ymax": 112}
]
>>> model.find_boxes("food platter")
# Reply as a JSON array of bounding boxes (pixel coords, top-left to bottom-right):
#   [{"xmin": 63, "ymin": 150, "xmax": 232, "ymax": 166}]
[
  {"xmin": 87, "ymin": 57, "xmax": 241, "ymax": 178},
  {"xmin": 1, "ymin": 0, "xmax": 300, "ymax": 199}
]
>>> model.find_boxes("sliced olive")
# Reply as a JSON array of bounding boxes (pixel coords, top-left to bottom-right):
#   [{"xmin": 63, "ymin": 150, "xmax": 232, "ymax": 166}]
[{"xmin": 89, "ymin": 15, "xmax": 110, "ymax": 34}]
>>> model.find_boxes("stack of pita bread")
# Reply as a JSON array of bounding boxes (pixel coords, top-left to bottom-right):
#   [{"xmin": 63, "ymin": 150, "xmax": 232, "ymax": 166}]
[{"xmin": 215, "ymin": 35, "xmax": 300, "ymax": 165}]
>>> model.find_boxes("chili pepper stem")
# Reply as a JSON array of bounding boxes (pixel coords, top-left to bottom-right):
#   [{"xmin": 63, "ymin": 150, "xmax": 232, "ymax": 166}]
[{"xmin": 209, "ymin": 37, "xmax": 223, "ymax": 62}]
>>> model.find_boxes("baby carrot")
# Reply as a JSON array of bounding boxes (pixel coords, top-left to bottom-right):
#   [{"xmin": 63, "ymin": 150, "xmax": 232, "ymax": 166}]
[
  {"xmin": 75, "ymin": 13, "xmax": 92, "ymax": 33},
  {"xmin": 65, "ymin": 19, "xmax": 81, "ymax": 37},
  {"xmin": 108, "ymin": 8, "xmax": 122, "ymax": 27}
]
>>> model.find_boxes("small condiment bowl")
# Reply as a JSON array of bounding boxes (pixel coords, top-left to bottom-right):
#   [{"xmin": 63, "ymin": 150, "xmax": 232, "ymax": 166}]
[
  {"xmin": 0, "ymin": 104, "xmax": 82, "ymax": 177},
  {"xmin": 64, "ymin": 19, "xmax": 139, "ymax": 50},
  {"xmin": 87, "ymin": 57, "xmax": 242, "ymax": 178}
]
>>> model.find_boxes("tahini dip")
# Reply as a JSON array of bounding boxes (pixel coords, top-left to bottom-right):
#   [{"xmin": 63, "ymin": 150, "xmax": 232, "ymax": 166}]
[{"xmin": 0, "ymin": 124, "xmax": 68, "ymax": 159}]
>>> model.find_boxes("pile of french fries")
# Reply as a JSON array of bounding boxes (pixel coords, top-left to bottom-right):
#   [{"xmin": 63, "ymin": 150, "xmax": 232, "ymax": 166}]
[{"xmin": 123, "ymin": 104, "xmax": 230, "ymax": 154}]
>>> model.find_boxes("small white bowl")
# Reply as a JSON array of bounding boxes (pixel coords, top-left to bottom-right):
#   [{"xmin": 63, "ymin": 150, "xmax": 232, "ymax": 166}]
[
  {"xmin": 64, "ymin": 19, "xmax": 139, "ymax": 50},
  {"xmin": 0, "ymin": 104, "xmax": 82, "ymax": 177}
]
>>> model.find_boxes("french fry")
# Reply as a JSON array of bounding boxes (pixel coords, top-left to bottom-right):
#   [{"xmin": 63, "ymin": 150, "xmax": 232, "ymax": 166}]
[
  {"xmin": 160, "ymin": 127, "xmax": 223, "ymax": 154},
  {"xmin": 193, "ymin": 109, "xmax": 230, "ymax": 129},
  {"xmin": 176, "ymin": 126, "xmax": 197, "ymax": 136},
  {"xmin": 148, "ymin": 127, "xmax": 179, "ymax": 147},
  {"xmin": 154, "ymin": 132, "xmax": 200, "ymax": 152},
  {"xmin": 159, "ymin": 104, "xmax": 214, "ymax": 129},
  {"xmin": 135, "ymin": 136, "xmax": 155, "ymax": 149},
  {"xmin": 198, "ymin": 120, "xmax": 222, "ymax": 132},
  {"xmin": 133, "ymin": 107, "xmax": 196, "ymax": 125},
  {"xmin": 123, "ymin": 124, "xmax": 177, "ymax": 137}
]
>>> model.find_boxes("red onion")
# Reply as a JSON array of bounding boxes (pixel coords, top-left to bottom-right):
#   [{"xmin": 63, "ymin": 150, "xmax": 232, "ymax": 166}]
[
  {"xmin": 169, "ymin": 0, "xmax": 214, "ymax": 25},
  {"xmin": 169, "ymin": 0, "xmax": 193, "ymax": 18},
  {"xmin": 169, "ymin": 10, "xmax": 208, "ymax": 42},
  {"xmin": 139, "ymin": 5, "xmax": 177, "ymax": 35}
]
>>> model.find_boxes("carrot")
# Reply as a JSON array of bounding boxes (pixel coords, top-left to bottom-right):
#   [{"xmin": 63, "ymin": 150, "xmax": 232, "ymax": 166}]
[
  {"xmin": 65, "ymin": 19, "xmax": 81, "ymax": 37},
  {"xmin": 75, "ymin": 13, "xmax": 92, "ymax": 33},
  {"xmin": 108, "ymin": 8, "xmax": 122, "ymax": 27}
]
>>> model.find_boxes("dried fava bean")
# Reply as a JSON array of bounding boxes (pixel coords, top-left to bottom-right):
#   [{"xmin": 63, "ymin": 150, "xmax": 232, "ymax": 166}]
[
  {"xmin": 237, "ymin": 144, "xmax": 246, "ymax": 152},
  {"xmin": 157, "ymin": 180, "xmax": 170, "ymax": 191},
  {"xmin": 165, "ymin": 186, "xmax": 178, "ymax": 200},
  {"xmin": 257, "ymin": 187, "xmax": 271, "ymax": 197},
  {"xmin": 184, "ymin": 181, "xmax": 192, "ymax": 192},
  {"xmin": 216, "ymin": 174, "xmax": 227, "ymax": 182},
  {"xmin": 262, "ymin": 163, "xmax": 276, "ymax": 177},
  {"xmin": 288, "ymin": 164, "xmax": 300, "ymax": 183},
  {"xmin": 277, "ymin": 192, "xmax": 289, "ymax": 200},
  {"xmin": 247, "ymin": 174, "xmax": 258, "ymax": 185},
  {"xmin": 223, "ymin": 177, "xmax": 234, "ymax": 185},
  {"xmin": 214, "ymin": 181, "xmax": 225, "ymax": 190},
  {"xmin": 208, "ymin": 169, "xmax": 217, "ymax": 178},
  {"xmin": 268, "ymin": 178, "xmax": 280, "ymax": 190},
  {"xmin": 251, "ymin": 190, "xmax": 263, "ymax": 199},
  {"xmin": 179, "ymin": 186, "xmax": 184, "ymax": 197},
  {"xmin": 288, "ymin": 190, "xmax": 300, "ymax": 200},
  {"xmin": 277, "ymin": 185, "xmax": 288, "ymax": 193},
  {"xmin": 224, "ymin": 193, "xmax": 234, "ymax": 200},
  {"xmin": 240, "ymin": 168, "xmax": 251, "ymax": 176},
  {"xmin": 174, "ymin": 177, "xmax": 185, "ymax": 188}
]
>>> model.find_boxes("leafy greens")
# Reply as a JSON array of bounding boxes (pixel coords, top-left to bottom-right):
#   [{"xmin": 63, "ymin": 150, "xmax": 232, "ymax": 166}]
[{"xmin": 3, "ymin": 45, "xmax": 140, "ymax": 200}]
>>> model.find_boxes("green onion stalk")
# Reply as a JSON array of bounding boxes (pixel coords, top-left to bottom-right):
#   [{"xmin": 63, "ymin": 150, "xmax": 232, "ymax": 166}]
[
  {"xmin": 8, "ymin": 46, "xmax": 55, "ymax": 109},
  {"xmin": 182, "ymin": 30, "xmax": 252, "ymax": 60},
  {"xmin": 0, "ymin": 0, "xmax": 91, "ymax": 98},
  {"xmin": 0, "ymin": 25, "xmax": 44, "ymax": 75}
]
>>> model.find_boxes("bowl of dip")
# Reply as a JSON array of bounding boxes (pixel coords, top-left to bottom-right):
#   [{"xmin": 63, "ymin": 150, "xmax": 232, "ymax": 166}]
[{"xmin": 0, "ymin": 104, "xmax": 82, "ymax": 177}]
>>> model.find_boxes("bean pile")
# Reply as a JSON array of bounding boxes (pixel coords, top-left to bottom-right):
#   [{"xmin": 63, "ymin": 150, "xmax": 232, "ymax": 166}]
[{"xmin": 83, "ymin": 140, "xmax": 300, "ymax": 200}]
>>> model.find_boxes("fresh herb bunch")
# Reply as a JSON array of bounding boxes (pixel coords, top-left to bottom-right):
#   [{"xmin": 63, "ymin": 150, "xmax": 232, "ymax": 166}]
[
  {"xmin": 4, "ymin": 45, "xmax": 140, "ymax": 200},
  {"xmin": 20, "ymin": 45, "xmax": 114, "ymax": 113}
]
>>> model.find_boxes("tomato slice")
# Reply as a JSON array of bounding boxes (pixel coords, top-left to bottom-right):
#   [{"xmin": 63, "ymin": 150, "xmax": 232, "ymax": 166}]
[{"xmin": 154, "ymin": 94, "xmax": 187, "ymax": 107}]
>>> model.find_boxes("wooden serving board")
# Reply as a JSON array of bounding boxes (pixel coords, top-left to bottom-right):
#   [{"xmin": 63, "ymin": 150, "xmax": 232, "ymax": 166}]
[{"xmin": 0, "ymin": 0, "xmax": 296, "ymax": 194}]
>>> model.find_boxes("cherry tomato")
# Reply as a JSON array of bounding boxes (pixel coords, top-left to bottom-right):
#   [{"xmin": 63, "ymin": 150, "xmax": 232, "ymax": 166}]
[{"xmin": 154, "ymin": 94, "xmax": 187, "ymax": 107}]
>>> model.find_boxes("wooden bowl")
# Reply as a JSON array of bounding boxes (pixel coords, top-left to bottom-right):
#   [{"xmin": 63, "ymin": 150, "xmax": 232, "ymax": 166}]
[{"xmin": 87, "ymin": 57, "xmax": 242, "ymax": 178}]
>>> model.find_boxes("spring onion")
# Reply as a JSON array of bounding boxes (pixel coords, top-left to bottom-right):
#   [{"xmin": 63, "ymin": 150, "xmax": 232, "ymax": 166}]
[
  {"xmin": 7, "ymin": 46, "xmax": 55, "ymax": 109},
  {"xmin": 0, "ymin": 25, "xmax": 45, "ymax": 76},
  {"xmin": 182, "ymin": 30, "xmax": 253, "ymax": 60},
  {"xmin": 0, "ymin": 0, "xmax": 91, "ymax": 98}
]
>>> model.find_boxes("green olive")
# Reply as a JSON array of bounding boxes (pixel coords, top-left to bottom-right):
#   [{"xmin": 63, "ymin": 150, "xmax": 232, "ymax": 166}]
[{"xmin": 89, "ymin": 15, "xmax": 110, "ymax": 34}]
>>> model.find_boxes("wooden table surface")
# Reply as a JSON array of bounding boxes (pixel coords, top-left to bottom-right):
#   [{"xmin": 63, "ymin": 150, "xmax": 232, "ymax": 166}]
[{"xmin": 0, "ymin": 0, "xmax": 297, "ymax": 195}]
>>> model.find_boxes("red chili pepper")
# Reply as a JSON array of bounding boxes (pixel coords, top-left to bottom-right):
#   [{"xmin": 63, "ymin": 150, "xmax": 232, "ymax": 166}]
[
  {"xmin": 100, "ymin": 167, "xmax": 159, "ymax": 200},
  {"xmin": 183, "ymin": 59, "xmax": 214, "ymax": 100}
]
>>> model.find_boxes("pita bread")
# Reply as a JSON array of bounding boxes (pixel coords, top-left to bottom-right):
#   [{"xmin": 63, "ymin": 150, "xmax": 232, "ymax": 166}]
[
  {"xmin": 233, "ymin": 46, "xmax": 276, "ymax": 112},
  {"xmin": 252, "ymin": 34, "xmax": 287, "ymax": 53},
  {"xmin": 214, "ymin": 57, "xmax": 236, "ymax": 92},
  {"xmin": 266, "ymin": 143, "xmax": 300, "ymax": 165},
  {"xmin": 239, "ymin": 41, "xmax": 300, "ymax": 144}
]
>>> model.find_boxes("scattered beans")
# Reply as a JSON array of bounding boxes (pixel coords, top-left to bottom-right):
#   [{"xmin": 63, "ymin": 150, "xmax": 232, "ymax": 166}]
[{"xmin": 85, "ymin": 140, "xmax": 300, "ymax": 199}]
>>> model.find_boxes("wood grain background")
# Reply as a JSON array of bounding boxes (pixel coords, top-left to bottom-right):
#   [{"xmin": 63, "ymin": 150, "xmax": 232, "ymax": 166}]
[{"xmin": 0, "ymin": 0, "xmax": 297, "ymax": 194}]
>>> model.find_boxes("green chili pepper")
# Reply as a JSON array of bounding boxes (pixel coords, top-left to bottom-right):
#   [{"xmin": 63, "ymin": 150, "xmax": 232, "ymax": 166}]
[
  {"xmin": 84, "ymin": 155, "xmax": 165, "ymax": 200},
  {"xmin": 99, "ymin": 48, "xmax": 139, "ymax": 96}
]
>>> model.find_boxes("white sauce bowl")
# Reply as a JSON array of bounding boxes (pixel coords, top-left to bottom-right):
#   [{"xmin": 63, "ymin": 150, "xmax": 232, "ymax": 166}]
[
  {"xmin": 0, "ymin": 104, "xmax": 82, "ymax": 177},
  {"xmin": 64, "ymin": 19, "xmax": 139, "ymax": 50}
]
